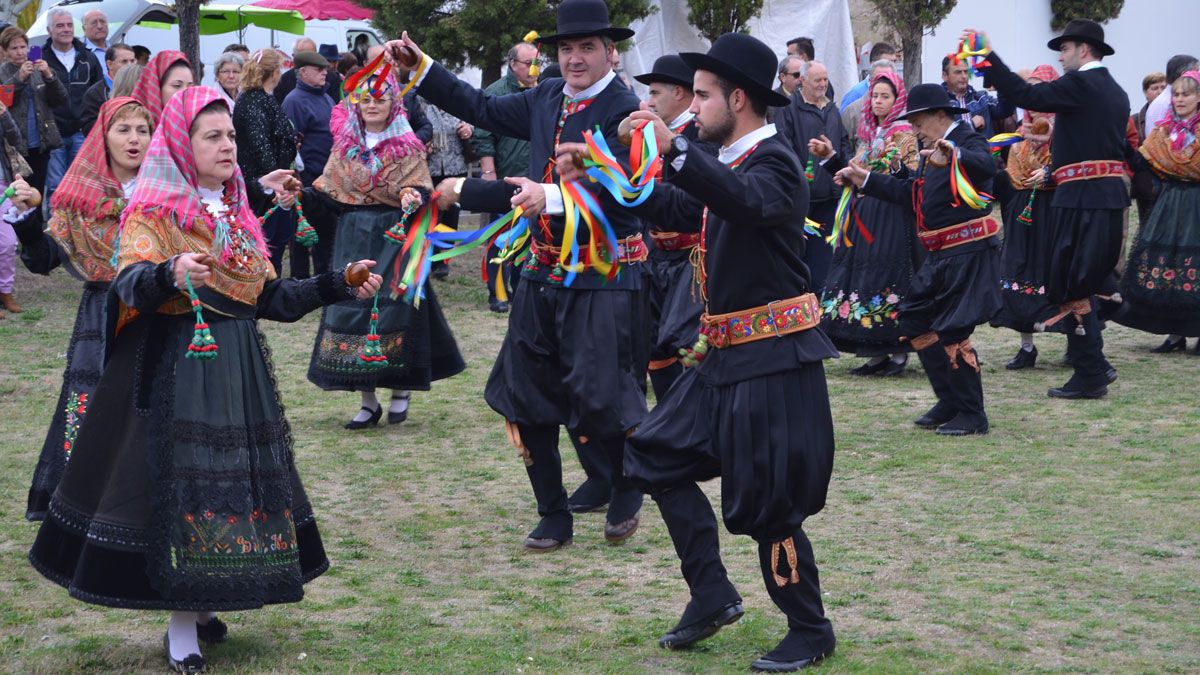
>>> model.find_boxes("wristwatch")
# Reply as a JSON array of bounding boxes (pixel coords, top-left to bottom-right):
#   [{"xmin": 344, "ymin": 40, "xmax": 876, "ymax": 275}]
[{"xmin": 666, "ymin": 134, "xmax": 689, "ymax": 161}]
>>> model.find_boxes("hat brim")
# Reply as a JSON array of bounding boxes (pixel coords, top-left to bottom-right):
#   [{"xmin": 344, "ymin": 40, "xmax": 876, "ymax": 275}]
[
  {"xmin": 632, "ymin": 72, "xmax": 693, "ymax": 88},
  {"xmin": 1047, "ymin": 34, "xmax": 1115, "ymax": 57},
  {"xmin": 681, "ymin": 51, "xmax": 791, "ymax": 108},
  {"xmin": 536, "ymin": 27, "xmax": 634, "ymax": 44},
  {"xmin": 898, "ymin": 103, "xmax": 969, "ymax": 120}
]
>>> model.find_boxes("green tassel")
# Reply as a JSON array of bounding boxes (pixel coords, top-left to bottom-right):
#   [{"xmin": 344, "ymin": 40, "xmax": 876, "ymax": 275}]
[
  {"xmin": 678, "ymin": 333, "xmax": 709, "ymax": 368},
  {"xmin": 804, "ymin": 157, "xmax": 815, "ymax": 181},
  {"xmin": 293, "ymin": 202, "xmax": 317, "ymax": 247},
  {"xmin": 357, "ymin": 293, "xmax": 388, "ymax": 369},
  {"xmin": 547, "ymin": 264, "xmax": 565, "ymax": 285},
  {"xmin": 184, "ymin": 272, "xmax": 217, "ymax": 360}
]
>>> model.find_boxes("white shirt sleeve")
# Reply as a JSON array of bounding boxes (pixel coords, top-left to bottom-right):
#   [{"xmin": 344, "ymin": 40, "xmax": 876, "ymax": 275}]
[{"xmin": 542, "ymin": 183, "xmax": 565, "ymax": 216}]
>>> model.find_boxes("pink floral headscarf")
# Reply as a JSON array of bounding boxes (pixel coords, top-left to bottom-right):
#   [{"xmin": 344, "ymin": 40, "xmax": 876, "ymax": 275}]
[
  {"xmin": 1158, "ymin": 70, "xmax": 1200, "ymax": 151},
  {"xmin": 124, "ymin": 86, "xmax": 267, "ymax": 259},
  {"xmin": 858, "ymin": 71, "xmax": 910, "ymax": 144}
]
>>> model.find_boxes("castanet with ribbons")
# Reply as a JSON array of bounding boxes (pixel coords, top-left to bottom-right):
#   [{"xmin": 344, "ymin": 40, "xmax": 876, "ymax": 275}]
[
  {"xmin": 948, "ymin": 31, "xmax": 992, "ymax": 77},
  {"xmin": 944, "ymin": 140, "xmax": 994, "ymax": 210}
]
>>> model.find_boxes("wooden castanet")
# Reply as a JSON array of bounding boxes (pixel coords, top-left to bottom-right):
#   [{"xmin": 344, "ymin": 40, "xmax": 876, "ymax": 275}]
[
  {"xmin": 389, "ymin": 44, "xmax": 419, "ymax": 69},
  {"xmin": 1031, "ymin": 118, "xmax": 1050, "ymax": 136},
  {"xmin": 25, "ymin": 187, "xmax": 42, "ymax": 208},
  {"xmin": 344, "ymin": 262, "xmax": 371, "ymax": 287},
  {"xmin": 282, "ymin": 176, "xmax": 302, "ymax": 192},
  {"xmin": 617, "ymin": 118, "xmax": 634, "ymax": 146}
]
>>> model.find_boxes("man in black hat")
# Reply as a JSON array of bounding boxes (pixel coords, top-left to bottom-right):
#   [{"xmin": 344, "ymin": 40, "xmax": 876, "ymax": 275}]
[
  {"xmin": 776, "ymin": 59, "xmax": 851, "ymax": 290},
  {"xmin": 837, "ymin": 83, "xmax": 1001, "ymax": 436},
  {"xmin": 557, "ymin": 32, "xmax": 839, "ymax": 672},
  {"xmin": 630, "ymin": 55, "xmax": 715, "ymax": 400},
  {"xmin": 971, "ymin": 20, "xmax": 1129, "ymax": 399},
  {"xmin": 382, "ymin": 0, "xmax": 646, "ymax": 552}
]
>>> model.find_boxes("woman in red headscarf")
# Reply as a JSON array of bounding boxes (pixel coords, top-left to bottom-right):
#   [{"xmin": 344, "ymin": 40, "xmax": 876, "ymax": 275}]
[
  {"xmin": 1116, "ymin": 70, "xmax": 1200, "ymax": 352},
  {"xmin": 810, "ymin": 70, "xmax": 921, "ymax": 375},
  {"xmin": 300, "ymin": 71, "xmax": 464, "ymax": 429},
  {"xmin": 132, "ymin": 49, "xmax": 194, "ymax": 122},
  {"xmin": 27, "ymin": 86, "xmax": 381, "ymax": 673},
  {"xmin": 13, "ymin": 97, "xmax": 152, "ymax": 520},
  {"xmin": 990, "ymin": 65, "xmax": 1063, "ymax": 370}
]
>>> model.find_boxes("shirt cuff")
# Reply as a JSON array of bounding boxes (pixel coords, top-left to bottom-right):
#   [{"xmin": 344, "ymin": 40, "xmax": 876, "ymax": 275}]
[
  {"xmin": 410, "ymin": 53, "xmax": 434, "ymax": 90},
  {"xmin": 861, "ymin": 172, "xmax": 871, "ymax": 188},
  {"xmin": 543, "ymin": 183, "xmax": 564, "ymax": 216},
  {"xmin": 819, "ymin": 153, "xmax": 836, "ymax": 166},
  {"xmin": 2, "ymin": 204, "xmax": 34, "ymax": 223},
  {"xmin": 670, "ymin": 153, "xmax": 687, "ymax": 171}
]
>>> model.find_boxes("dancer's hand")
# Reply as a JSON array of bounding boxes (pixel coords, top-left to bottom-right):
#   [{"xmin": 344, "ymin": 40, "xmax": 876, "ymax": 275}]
[
  {"xmin": 505, "ymin": 177, "xmax": 545, "ymax": 219},
  {"xmin": 553, "ymin": 142, "xmax": 589, "ymax": 183},
  {"xmin": 400, "ymin": 187, "xmax": 423, "ymax": 213},
  {"xmin": 7, "ymin": 177, "xmax": 39, "ymax": 210},
  {"xmin": 808, "ymin": 134, "xmax": 834, "ymax": 159},
  {"xmin": 836, "ymin": 159, "xmax": 869, "ymax": 189},
  {"xmin": 260, "ymin": 169, "xmax": 299, "ymax": 195},
  {"xmin": 174, "ymin": 253, "xmax": 214, "ymax": 290},
  {"xmin": 434, "ymin": 177, "xmax": 460, "ymax": 209},
  {"xmin": 626, "ymin": 107, "xmax": 673, "ymax": 155},
  {"xmin": 920, "ymin": 138, "xmax": 954, "ymax": 168},
  {"xmin": 347, "ymin": 260, "xmax": 382, "ymax": 299},
  {"xmin": 383, "ymin": 32, "xmax": 425, "ymax": 69}
]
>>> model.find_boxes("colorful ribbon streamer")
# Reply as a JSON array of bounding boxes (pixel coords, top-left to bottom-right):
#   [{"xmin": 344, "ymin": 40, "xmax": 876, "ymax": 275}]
[
  {"xmin": 827, "ymin": 186, "xmax": 854, "ymax": 250},
  {"xmin": 949, "ymin": 31, "xmax": 992, "ymax": 77},
  {"xmin": 580, "ymin": 123, "xmax": 660, "ymax": 207},
  {"xmin": 946, "ymin": 141, "xmax": 994, "ymax": 210}
]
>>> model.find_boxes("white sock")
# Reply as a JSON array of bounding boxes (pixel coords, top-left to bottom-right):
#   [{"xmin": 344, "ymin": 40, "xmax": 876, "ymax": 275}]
[
  {"xmin": 168, "ymin": 611, "xmax": 201, "ymax": 661},
  {"xmin": 865, "ymin": 355, "xmax": 887, "ymax": 367},
  {"xmin": 889, "ymin": 353, "xmax": 908, "ymax": 364},
  {"xmin": 1021, "ymin": 333, "xmax": 1034, "ymax": 351},
  {"xmin": 389, "ymin": 390, "xmax": 410, "ymax": 414},
  {"xmin": 353, "ymin": 391, "xmax": 380, "ymax": 422}
]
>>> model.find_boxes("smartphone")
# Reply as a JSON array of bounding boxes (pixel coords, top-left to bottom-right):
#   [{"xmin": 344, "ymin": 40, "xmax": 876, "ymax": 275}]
[{"xmin": 28, "ymin": 45, "xmax": 41, "ymax": 62}]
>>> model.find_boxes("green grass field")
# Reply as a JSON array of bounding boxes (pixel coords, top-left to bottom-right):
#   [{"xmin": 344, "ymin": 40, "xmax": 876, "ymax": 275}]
[{"xmin": 1, "ymin": 242, "xmax": 1197, "ymax": 673}]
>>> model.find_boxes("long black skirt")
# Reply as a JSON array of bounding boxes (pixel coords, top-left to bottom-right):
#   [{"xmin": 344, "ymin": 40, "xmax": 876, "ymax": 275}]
[
  {"xmin": 819, "ymin": 193, "xmax": 923, "ymax": 356},
  {"xmin": 485, "ymin": 279, "xmax": 647, "ymax": 437},
  {"xmin": 26, "ymin": 282, "xmax": 108, "ymax": 520},
  {"xmin": 900, "ymin": 239, "xmax": 1002, "ymax": 343},
  {"xmin": 29, "ymin": 313, "xmax": 328, "ymax": 611},
  {"xmin": 307, "ymin": 207, "xmax": 464, "ymax": 392},
  {"xmin": 625, "ymin": 361, "xmax": 834, "ymax": 542},
  {"xmin": 1116, "ymin": 181, "xmax": 1200, "ymax": 335},
  {"xmin": 645, "ymin": 249, "xmax": 703, "ymax": 361},
  {"xmin": 992, "ymin": 187, "xmax": 1063, "ymax": 333}
]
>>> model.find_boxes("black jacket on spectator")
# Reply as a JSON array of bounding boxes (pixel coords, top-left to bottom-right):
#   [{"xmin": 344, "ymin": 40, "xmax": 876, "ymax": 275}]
[
  {"xmin": 79, "ymin": 79, "xmax": 108, "ymax": 135},
  {"xmin": 232, "ymin": 88, "xmax": 297, "ymax": 214},
  {"xmin": 42, "ymin": 38, "xmax": 103, "ymax": 137},
  {"xmin": 776, "ymin": 94, "xmax": 851, "ymax": 204}
]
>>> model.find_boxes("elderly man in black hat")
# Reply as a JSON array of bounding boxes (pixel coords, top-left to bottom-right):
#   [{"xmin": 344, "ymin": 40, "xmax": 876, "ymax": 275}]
[
  {"xmin": 970, "ymin": 19, "xmax": 1129, "ymax": 399},
  {"xmin": 837, "ymin": 83, "xmax": 1001, "ymax": 436},
  {"xmin": 382, "ymin": 0, "xmax": 646, "ymax": 552},
  {"xmin": 556, "ymin": 32, "xmax": 839, "ymax": 672},
  {"xmin": 629, "ymin": 55, "xmax": 716, "ymax": 400}
]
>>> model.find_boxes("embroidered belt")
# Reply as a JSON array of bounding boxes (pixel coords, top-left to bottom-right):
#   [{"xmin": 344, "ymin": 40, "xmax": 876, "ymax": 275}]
[
  {"xmin": 1052, "ymin": 160, "xmax": 1126, "ymax": 184},
  {"xmin": 700, "ymin": 293, "xmax": 821, "ymax": 348},
  {"xmin": 649, "ymin": 229, "xmax": 702, "ymax": 251},
  {"xmin": 530, "ymin": 233, "xmax": 649, "ymax": 267},
  {"xmin": 918, "ymin": 215, "xmax": 999, "ymax": 252}
]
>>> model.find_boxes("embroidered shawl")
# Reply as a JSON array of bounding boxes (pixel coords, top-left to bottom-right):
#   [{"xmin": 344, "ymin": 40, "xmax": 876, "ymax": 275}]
[{"xmin": 47, "ymin": 97, "xmax": 146, "ymax": 281}]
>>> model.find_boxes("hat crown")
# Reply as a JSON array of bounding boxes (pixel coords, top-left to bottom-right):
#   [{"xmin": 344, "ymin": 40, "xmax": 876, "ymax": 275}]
[
  {"xmin": 707, "ymin": 33, "xmax": 777, "ymax": 92},
  {"xmin": 556, "ymin": 0, "xmax": 612, "ymax": 31}
]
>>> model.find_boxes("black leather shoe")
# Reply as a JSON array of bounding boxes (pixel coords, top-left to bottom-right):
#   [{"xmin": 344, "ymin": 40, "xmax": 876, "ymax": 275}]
[
  {"xmin": 914, "ymin": 401, "xmax": 956, "ymax": 429},
  {"xmin": 430, "ymin": 262, "xmax": 450, "ymax": 280},
  {"xmin": 388, "ymin": 392, "xmax": 410, "ymax": 424},
  {"xmin": 344, "ymin": 405, "xmax": 382, "ymax": 430},
  {"xmin": 196, "ymin": 617, "xmax": 227, "ymax": 645},
  {"xmin": 658, "ymin": 602, "xmax": 745, "ymax": 650},
  {"xmin": 1151, "ymin": 336, "xmax": 1186, "ymax": 353},
  {"xmin": 489, "ymin": 300, "xmax": 510, "ymax": 313},
  {"xmin": 936, "ymin": 414, "xmax": 989, "ymax": 436},
  {"xmin": 1106, "ymin": 368, "xmax": 1118, "ymax": 384},
  {"xmin": 1047, "ymin": 385, "xmax": 1107, "ymax": 399},
  {"xmin": 523, "ymin": 536, "xmax": 571, "ymax": 552},
  {"xmin": 1005, "ymin": 346, "xmax": 1038, "ymax": 370},
  {"xmin": 879, "ymin": 356, "xmax": 908, "ymax": 377},
  {"xmin": 604, "ymin": 510, "xmax": 640, "ymax": 544},
  {"xmin": 849, "ymin": 359, "xmax": 889, "ymax": 376},
  {"xmin": 751, "ymin": 652, "xmax": 830, "ymax": 672},
  {"xmin": 164, "ymin": 633, "xmax": 206, "ymax": 673}
]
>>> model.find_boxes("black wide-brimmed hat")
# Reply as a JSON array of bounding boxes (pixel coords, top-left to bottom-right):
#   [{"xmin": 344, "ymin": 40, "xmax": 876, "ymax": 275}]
[
  {"xmin": 536, "ymin": 0, "xmax": 634, "ymax": 44},
  {"xmin": 633, "ymin": 55, "xmax": 695, "ymax": 89},
  {"xmin": 1047, "ymin": 18, "xmax": 1115, "ymax": 57},
  {"xmin": 897, "ymin": 83, "xmax": 968, "ymax": 119},
  {"xmin": 681, "ymin": 33, "xmax": 790, "ymax": 108}
]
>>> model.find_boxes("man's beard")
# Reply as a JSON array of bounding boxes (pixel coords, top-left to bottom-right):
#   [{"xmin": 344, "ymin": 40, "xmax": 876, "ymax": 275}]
[{"xmin": 698, "ymin": 108, "xmax": 736, "ymax": 145}]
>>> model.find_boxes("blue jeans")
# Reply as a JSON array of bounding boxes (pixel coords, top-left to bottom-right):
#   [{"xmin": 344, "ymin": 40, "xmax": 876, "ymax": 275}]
[{"xmin": 46, "ymin": 132, "xmax": 85, "ymax": 203}]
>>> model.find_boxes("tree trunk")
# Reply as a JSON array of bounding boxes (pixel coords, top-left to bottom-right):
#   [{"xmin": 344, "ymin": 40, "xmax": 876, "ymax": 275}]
[
  {"xmin": 482, "ymin": 63, "xmax": 502, "ymax": 89},
  {"xmin": 177, "ymin": 0, "xmax": 203, "ymax": 81},
  {"xmin": 901, "ymin": 27, "xmax": 923, "ymax": 92}
]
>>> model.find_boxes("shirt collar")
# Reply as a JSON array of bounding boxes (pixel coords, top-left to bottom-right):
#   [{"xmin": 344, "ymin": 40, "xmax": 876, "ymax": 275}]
[
  {"xmin": 668, "ymin": 110, "xmax": 694, "ymax": 130},
  {"xmin": 719, "ymin": 124, "xmax": 776, "ymax": 165},
  {"xmin": 563, "ymin": 69, "xmax": 616, "ymax": 101},
  {"xmin": 1078, "ymin": 60, "xmax": 1105, "ymax": 72},
  {"xmin": 943, "ymin": 120, "xmax": 961, "ymax": 139},
  {"xmin": 84, "ymin": 37, "xmax": 105, "ymax": 52}
]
